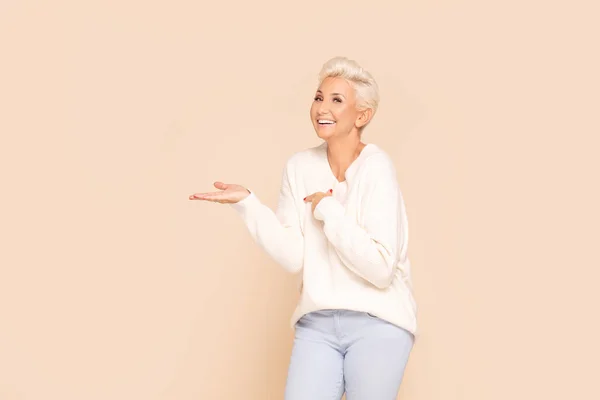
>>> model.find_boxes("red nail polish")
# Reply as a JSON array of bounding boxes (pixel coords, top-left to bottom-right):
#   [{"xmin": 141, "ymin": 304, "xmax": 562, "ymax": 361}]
[
  {"xmin": 303, "ymin": 197, "xmax": 306, "ymax": 201},
  {"xmin": 329, "ymin": 189, "xmax": 333, "ymax": 193}
]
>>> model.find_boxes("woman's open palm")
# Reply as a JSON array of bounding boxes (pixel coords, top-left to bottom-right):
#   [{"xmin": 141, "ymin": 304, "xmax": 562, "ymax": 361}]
[{"xmin": 189, "ymin": 182, "xmax": 250, "ymax": 204}]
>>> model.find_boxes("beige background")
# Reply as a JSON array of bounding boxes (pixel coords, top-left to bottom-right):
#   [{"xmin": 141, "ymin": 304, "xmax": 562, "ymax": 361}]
[{"xmin": 1, "ymin": 0, "xmax": 599, "ymax": 399}]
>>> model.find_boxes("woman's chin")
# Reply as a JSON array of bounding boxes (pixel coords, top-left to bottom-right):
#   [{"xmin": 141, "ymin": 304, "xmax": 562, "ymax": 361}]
[{"xmin": 314, "ymin": 128, "xmax": 336, "ymax": 140}]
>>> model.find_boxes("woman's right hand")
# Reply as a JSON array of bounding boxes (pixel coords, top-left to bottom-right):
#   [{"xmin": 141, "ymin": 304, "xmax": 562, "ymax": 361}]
[{"xmin": 189, "ymin": 182, "xmax": 251, "ymax": 204}]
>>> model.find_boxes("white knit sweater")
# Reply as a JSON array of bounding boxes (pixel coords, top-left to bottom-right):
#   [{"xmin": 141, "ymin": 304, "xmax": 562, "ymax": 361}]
[{"xmin": 230, "ymin": 142, "xmax": 417, "ymax": 335}]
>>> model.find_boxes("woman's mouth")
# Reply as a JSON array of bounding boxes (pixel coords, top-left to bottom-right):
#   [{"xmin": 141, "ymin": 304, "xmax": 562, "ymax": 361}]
[{"xmin": 318, "ymin": 119, "xmax": 336, "ymax": 126}]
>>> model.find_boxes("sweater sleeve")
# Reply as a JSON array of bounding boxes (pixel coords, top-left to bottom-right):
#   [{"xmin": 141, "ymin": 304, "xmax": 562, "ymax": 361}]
[
  {"xmin": 229, "ymin": 161, "xmax": 304, "ymax": 274},
  {"xmin": 313, "ymin": 156, "xmax": 405, "ymax": 289}
]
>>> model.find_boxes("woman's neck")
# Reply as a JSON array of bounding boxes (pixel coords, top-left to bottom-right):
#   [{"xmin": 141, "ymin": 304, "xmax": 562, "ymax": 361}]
[{"xmin": 326, "ymin": 138, "xmax": 367, "ymax": 181}]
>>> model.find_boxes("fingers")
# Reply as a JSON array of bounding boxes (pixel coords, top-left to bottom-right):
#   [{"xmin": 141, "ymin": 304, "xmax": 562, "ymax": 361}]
[
  {"xmin": 303, "ymin": 189, "xmax": 333, "ymax": 202},
  {"xmin": 189, "ymin": 181, "xmax": 227, "ymax": 201},
  {"xmin": 189, "ymin": 191, "xmax": 226, "ymax": 201}
]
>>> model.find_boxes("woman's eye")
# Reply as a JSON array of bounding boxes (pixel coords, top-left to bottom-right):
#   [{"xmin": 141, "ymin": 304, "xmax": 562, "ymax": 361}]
[
  {"xmin": 314, "ymin": 97, "xmax": 322, "ymax": 101},
  {"xmin": 333, "ymin": 98, "xmax": 342, "ymax": 103}
]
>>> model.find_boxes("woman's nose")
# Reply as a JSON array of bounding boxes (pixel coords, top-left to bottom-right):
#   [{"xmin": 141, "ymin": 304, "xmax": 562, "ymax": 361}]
[{"xmin": 318, "ymin": 102, "xmax": 330, "ymax": 114}]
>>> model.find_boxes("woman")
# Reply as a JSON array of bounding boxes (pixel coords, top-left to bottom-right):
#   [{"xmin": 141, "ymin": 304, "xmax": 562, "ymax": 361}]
[{"xmin": 189, "ymin": 57, "xmax": 417, "ymax": 400}]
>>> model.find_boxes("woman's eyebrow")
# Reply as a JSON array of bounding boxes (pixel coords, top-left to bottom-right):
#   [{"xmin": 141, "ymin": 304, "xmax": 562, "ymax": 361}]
[{"xmin": 315, "ymin": 90, "xmax": 346, "ymax": 98}]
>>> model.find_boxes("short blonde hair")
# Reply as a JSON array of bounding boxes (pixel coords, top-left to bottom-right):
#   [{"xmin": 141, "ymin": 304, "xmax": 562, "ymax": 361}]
[{"xmin": 317, "ymin": 56, "xmax": 380, "ymax": 114}]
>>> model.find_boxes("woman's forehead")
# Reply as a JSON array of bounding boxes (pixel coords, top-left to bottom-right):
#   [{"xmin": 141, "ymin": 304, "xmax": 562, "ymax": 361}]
[{"xmin": 317, "ymin": 77, "xmax": 353, "ymax": 94}]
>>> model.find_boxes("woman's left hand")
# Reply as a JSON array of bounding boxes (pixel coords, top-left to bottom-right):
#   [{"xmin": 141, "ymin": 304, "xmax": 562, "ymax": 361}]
[{"xmin": 304, "ymin": 189, "xmax": 333, "ymax": 215}]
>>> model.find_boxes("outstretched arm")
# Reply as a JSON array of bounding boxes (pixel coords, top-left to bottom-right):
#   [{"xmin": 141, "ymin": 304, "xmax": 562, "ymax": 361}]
[
  {"xmin": 190, "ymin": 162, "xmax": 304, "ymax": 274},
  {"xmin": 229, "ymin": 164, "xmax": 304, "ymax": 273}
]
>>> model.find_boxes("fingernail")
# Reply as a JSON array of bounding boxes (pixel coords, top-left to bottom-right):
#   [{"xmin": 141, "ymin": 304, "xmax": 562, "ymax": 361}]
[
  {"xmin": 303, "ymin": 197, "xmax": 306, "ymax": 201},
  {"xmin": 329, "ymin": 189, "xmax": 333, "ymax": 193}
]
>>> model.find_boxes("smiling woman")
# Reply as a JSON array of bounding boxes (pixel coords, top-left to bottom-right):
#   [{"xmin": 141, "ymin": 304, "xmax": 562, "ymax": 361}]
[
  {"xmin": 311, "ymin": 57, "xmax": 380, "ymax": 143},
  {"xmin": 189, "ymin": 57, "xmax": 416, "ymax": 400}
]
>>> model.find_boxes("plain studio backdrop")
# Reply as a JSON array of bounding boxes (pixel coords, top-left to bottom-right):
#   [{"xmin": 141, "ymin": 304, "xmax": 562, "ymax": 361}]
[{"xmin": 1, "ymin": 1, "xmax": 598, "ymax": 399}]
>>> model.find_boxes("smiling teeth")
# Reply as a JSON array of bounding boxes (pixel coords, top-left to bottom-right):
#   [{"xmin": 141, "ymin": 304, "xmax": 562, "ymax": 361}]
[{"xmin": 318, "ymin": 120, "xmax": 335, "ymax": 124}]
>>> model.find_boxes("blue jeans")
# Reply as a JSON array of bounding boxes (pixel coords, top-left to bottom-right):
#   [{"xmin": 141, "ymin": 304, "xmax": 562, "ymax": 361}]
[{"xmin": 284, "ymin": 309, "xmax": 414, "ymax": 400}]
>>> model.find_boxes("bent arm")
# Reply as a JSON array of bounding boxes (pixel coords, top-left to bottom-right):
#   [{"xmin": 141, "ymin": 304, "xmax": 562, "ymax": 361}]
[
  {"xmin": 230, "ymin": 163, "xmax": 304, "ymax": 274},
  {"xmin": 314, "ymin": 158, "xmax": 408, "ymax": 288}
]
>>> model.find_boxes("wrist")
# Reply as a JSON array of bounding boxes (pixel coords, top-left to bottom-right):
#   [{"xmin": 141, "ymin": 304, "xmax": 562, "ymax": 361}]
[{"xmin": 313, "ymin": 196, "xmax": 344, "ymax": 221}]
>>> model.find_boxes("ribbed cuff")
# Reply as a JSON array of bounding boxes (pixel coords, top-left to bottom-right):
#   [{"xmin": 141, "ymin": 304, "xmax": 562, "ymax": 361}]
[
  {"xmin": 313, "ymin": 196, "xmax": 345, "ymax": 221},
  {"xmin": 230, "ymin": 190, "xmax": 261, "ymax": 214}
]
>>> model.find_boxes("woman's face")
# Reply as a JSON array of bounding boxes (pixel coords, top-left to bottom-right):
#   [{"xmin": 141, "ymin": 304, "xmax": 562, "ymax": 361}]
[{"xmin": 310, "ymin": 77, "xmax": 364, "ymax": 140}]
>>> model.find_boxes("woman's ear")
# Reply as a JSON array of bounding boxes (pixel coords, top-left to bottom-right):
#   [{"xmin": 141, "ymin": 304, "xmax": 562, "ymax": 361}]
[{"xmin": 355, "ymin": 108, "xmax": 374, "ymax": 129}]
